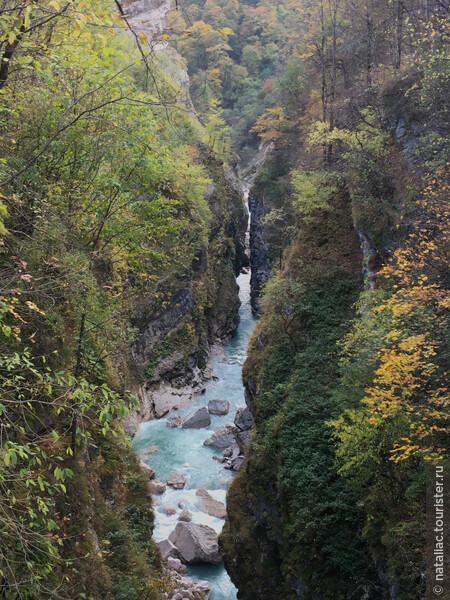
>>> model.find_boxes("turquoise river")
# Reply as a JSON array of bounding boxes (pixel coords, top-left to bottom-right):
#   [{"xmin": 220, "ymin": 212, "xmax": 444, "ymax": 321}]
[{"xmin": 133, "ymin": 269, "xmax": 256, "ymax": 600}]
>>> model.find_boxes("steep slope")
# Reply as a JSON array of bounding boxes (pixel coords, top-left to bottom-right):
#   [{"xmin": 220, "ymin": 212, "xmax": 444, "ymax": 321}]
[
  {"xmin": 221, "ymin": 187, "xmax": 370, "ymax": 599},
  {"xmin": 0, "ymin": 1, "xmax": 246, "ymax": 598},
  {"xmin": 125, "ymin": 146, "xmax": 248, "ymax": 427},
  {"xmin": 0, "ymin": 0, "xmax": 448, "ymax": 598},
  {"xmin": 216, "ymin": 0, "xmax": 449, "ymax": 598},
  {"xmin": 222, "ymin": 114, "xmax": 448, "ymax": 600}
]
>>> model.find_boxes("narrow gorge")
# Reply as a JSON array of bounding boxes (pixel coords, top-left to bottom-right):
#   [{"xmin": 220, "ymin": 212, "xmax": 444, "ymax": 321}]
[
  {"xmin": 0, "ymin": 1, "xmax": 447, "ymax": 600},
  {"xmin": 133, "ymin": 259, "xmax": 255, "ymax": 600}
]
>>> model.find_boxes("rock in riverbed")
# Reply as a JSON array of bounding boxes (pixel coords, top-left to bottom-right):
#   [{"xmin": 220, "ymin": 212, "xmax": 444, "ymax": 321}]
[
  {"xmin": 234, "ymin": 405, "xmax": 254, "ymax": 430},
  {"xmin": 164, "ymin": 576, "xmax": 211, "ymax": 600},
  {"xmin": 182, "ymin": 407, "xmax": 211, "ymax": 429},
  {"xmin": 178, "ymin": 510, "xmax": 193, "ymax": 522},
  {"xmin": 235, "ymin": 429, "xmax": 252, "ymax": 453},
  {"xmin": 207, "ymin": 398, "xmax": 230, "ymax": 415},
  {"xmin": 158, "ymin": 538, "xmax": 180, "ymax": 561},
  {"xmin": 196, "ymin": 489, "xmax": 226, "ymax": 519},
  {"xmin": 167, "ymin": 472, "xmax": 186, "ymax": 489},
  {"xmin": 226, "ymin": 455, "xmax": 245, "ymax": 471},
  {"xmin": 139, "ymin": 460, "xmax": 155, "ymax": 479},
  {"xmin": 148, "ymin": 479, "xmax": 166, "ymax": 494},
  {"xmin": 166, "ymin": 556, "xmax": 187, "ymax": 573},
  {"xmin": 140, "ymin": 445, "xmax": 158, "ymax": 453},
  {"xmin": 167, "ymin": 414, "xmax": 182, "ymax": 428},
  {"xmin": 212, "ymin": 454, "xmax": 227, "ymax": 463},
  {"xmin": 162, "ymin": 505, "xmax": 177, "ymax": 515},
  {"xmin": 203, "ymin": 423, "xmax": 238, "ymax": 448},
  {"xmin": 168, "ymin": 522, "xmax": 221, "ymax": 564}
]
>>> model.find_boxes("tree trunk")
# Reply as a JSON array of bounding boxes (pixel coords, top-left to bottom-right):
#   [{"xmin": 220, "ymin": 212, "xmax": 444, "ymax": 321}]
[
  {"xmin": 395, "ymin": 0, "xmax": 404, "ymax": 69},
  {"xmin": 319, "ymin": 0, "xmax": 328, "ymax": 164},
  {"xmin": 0, "ymin": 39, "xmax": 20, "ymax": 90},
  {"xmin": 327, "ymin": 0, "xmax": 338, "ymax": 162},
  {"xmin": 71, "ymin": 312, "xmax": 86, "ymax": 453},
  {"xmin": 366, "ymin": 0, "xmax": 374, "ymax": 86}
]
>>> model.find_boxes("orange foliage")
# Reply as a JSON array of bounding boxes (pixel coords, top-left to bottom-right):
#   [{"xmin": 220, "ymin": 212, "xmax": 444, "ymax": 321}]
[
  {"xmin": 362, "ymin": 165, "xmax": 450, "ymax": 461},
  {"xmin": 250, "ymin": 107, "xmax": 287, "ymax": 141}
]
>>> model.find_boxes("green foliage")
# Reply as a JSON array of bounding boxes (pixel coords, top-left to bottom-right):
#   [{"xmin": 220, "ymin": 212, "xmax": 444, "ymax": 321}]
[
  {"xmin": 306, "ymin": 112, "xmax": 402, "ymax": 246},
  {"xmin": 0, "ymin": 0, "xmax": 240, "ymax": 596},
  {"xmin": 224, "ymin": 185, "xmax": 373, "ymax": 597},
  {"xmin": 0, "ymin": 294, "xmax": 137, "ymax": 596},
  {"xmin": 221, "ymin": 0, "xmax": 449, "ymax": 595},
  {"xmin": 327, "ymin": 171, "xmax": 449, "ymax": 599},
  {"xmin": 168, "ymin": 0, "xmax": 297, "ymax": 155},
  {"xmin": 0, "ymin": 199, "xmax": 7, "ymax": 235},
  {"xmin": 291, "ymin": 170, "xmax": 338, "ymax": 223},
  {"xmin": 204, "ymin": 96, "xmax": 233, "ymax": 159},
  {"xmin": 1, "ymin": 0, "xmax": 448, "ymax": 598}
]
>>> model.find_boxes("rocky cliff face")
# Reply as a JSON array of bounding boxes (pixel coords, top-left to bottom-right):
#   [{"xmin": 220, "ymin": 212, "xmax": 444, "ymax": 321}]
[
  {"xmin": 125, "ymin": 0, "xmax": 171, "ymax": 40},
  {"xmin": 221, "ymin": 103, "xmax": 429, "ymax": 598},
  {"xmin": 248, "ymin": 192, "xmax": 272, "ymax": 315},
  {"xmin": 242, "ymin": 143, "xmax": 275, "ymax": 315}
]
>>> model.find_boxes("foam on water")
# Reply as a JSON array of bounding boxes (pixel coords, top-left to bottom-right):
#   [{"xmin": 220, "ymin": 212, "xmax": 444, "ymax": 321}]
[{"xmin": 133, "ymin": 271, "xmax": 256, "ymax": 600}]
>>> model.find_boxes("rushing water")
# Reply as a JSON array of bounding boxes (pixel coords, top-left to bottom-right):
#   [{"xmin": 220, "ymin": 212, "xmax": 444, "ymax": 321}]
[{"xmin": 133, "ymin": 270, "xmax": 256, "ymax": 600}]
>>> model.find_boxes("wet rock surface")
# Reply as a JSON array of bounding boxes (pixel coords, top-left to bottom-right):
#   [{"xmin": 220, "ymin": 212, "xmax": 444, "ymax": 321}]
[
  {"xmin": 163, "ymin": 505, "xmax": 177, "ymax": 516},
  {"xmin": 248, "ymin": 192, "xmax": 272, "ymax": 315},
  {"xmin": 167, "ymin": 472, "xmax": 187, "ymax": 489},
  {"xmin": 204, "ymin": 404, "xmax": 254, "ymax": 471},
  {"xmin": 158, "ymin": 538, "xmax": 181, "ymax": 561},
  {"xmin": 140, "ymin": 445, "xmax": 158, "ymax": 454},
  {"xmin": 168, "ymin": 522, "xmax": 221, "ymax": 564},
  {"xmin": 178, "ymin": 510, "xmax": 193, "ymax": 522},
  {"xmin": 234, "ymin": 406, "xmax": 254, "ymax": 430},
  {"xmin": 203, "ymin": 424, "xmax": 238, "ymax": 448},
  {"xmin": 167, "ymin": 414, "xmax": 182, "ymax": 427},
  {"xmin": 207, "ymin": 398, "xmax": 230, "ymax": 415},
  {"xmin": 196, "ymin": 489, "xmax": 227, "ymax": 519},
  {"xmin": 182, "ymin": 406, "xmax": 211, "ymax": 429},
  {"xmin": 148, "ymin": 479, "xmax": 166, "ymax": 494},
  {"xmin": 139, "ymin": 460, "xmax": 155, "ymax": 479}
]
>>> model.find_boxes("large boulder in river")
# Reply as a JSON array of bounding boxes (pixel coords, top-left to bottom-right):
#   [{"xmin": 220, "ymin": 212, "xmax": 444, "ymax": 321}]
[
  {"xmin": 207, "ymin": 399, "xmax": 230, "ymax": 415},
  {"xmin": 182, "ymin": 406, "xmax": 211, "ymax": 429},
  {"xmin": 139, "ymin": 460, "xmax": 155, "ymax": 479},
  {"xmin": 168, "ymin": 522, "xmax": 221, "ymax": 564},
  {"xmin": 158, "ymin": 538, "xmax": 180, "ymax": 561},
  {"xmin": 178, "ymin": 510, "xmax": 192, "ymax": 522},
  {"xmin": 235, "ymin": 429, "xmax": 252, "ymax": 453},
  {"xmin": 167, "ymin": 414, "xmax": 182, "ymax": 428},
  {"xmin": 148, "ymin": 479, "xmax": 166, "ymax": 494},
  {"xmin": 203, "ymin": 423, "xmax": 238, "ymax": 449},
  {"xmin": 234, "ymin": 406, "xmax": 254, "ymax": 430},
  {"xmin": 167, "ymin": 472, "xmax": 186, "ymax": 489},
  {"xmin": 196, "ymin": 489, "xmax": 226, "ymax": 519}
]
